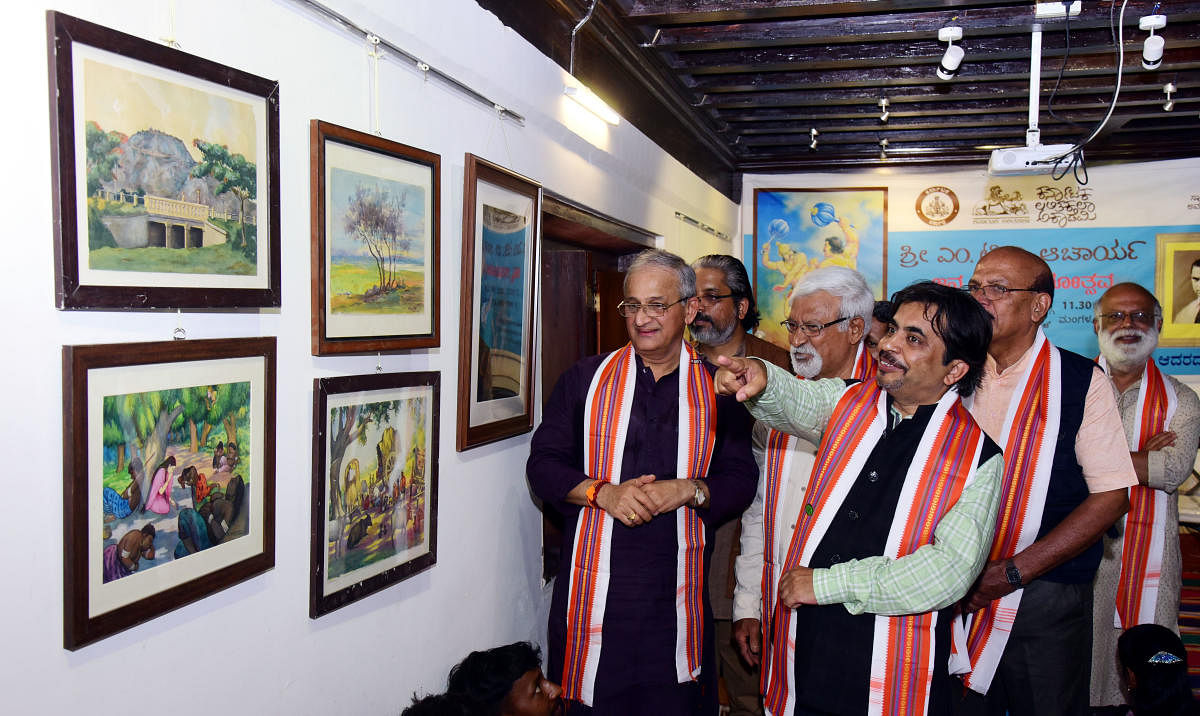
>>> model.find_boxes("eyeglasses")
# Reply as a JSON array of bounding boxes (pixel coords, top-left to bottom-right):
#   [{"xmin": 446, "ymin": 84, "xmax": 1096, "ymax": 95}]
[
  {"xmin": 964, "ymin": 283, "xmax": 1042, "ymax": 301},
  {"xmin": 1097, "ymin": 310, "xmax": 1157, "ymax": 327},
  {"xmin": 617, "ymin": 297, "xmax": 689, "ymax": 318},
  {"xmin": 696, "ymin": 292, "xmax": 734, "ymax": 308},
  {"xmin": 780, "ymin": 316, "xmax": 849, "ymax": 337}
]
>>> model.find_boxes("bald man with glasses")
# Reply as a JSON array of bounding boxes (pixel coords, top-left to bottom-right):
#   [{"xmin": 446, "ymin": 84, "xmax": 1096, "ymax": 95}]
[
  {"xmin": 529, "ymin": 249, "xmax": 757, "ymax": 715},
  {"xmin": 951, "ymin": 246, "xmax": 1136, "ymax": 716}
]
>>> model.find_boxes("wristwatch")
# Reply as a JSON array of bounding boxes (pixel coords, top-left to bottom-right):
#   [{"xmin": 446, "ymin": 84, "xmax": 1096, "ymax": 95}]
[
  {"xmin": 692, "ymin": 480, "xmax": 707, "ymax": 507},
  {"xmin": 1004, "ymin": 559, "xmax": 1023, "ymax": 589}
]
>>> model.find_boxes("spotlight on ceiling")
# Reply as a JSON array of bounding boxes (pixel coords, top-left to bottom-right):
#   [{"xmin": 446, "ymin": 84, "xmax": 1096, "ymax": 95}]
[
  {"xmin": 878, "ymin": 98, "xmax": 890, "ymax": 123},
  {"xmin": 937, "ymin": 26, "xmax": 964, "ymax": 80},
  {"xmin": 809, "ymin": 128, "xmax": 819, "ymax": 150},
  {"xmin": 1163, "ymin": 82, "xmax": 1176, "ymax": 111},
  {"xmin": 1140, "ymin": 14, "xmax": 1167, "ymax": 70},
  {"xmin": 879, "ymin": 138, "xmax": 889, "ymax": 160}
]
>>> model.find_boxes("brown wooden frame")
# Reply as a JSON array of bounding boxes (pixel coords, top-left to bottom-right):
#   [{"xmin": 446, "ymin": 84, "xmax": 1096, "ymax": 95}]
[
  {"xmin": 310, "ymin": 371, "xmax": 439, "ymax": 617},
  {"xmin": 47, "ymin": 11, "xmax": 281, "ymax": 310},
  {"xmin": 310, "ymin": 120, "xmax": 441, "ymax": 354},
  {"xmin": 456, "ymin": 154, "xmax": 541, "ymax": 450},
  {"xmin": 63, "ymin": 337, "xmax": 277, "ymax": 650}
]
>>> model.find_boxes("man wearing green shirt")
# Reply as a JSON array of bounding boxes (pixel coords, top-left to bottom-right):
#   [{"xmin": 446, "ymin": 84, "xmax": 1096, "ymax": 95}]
[{"xmin": 714, "ymin": 281, "xmax": 1003, "ymax": 716}]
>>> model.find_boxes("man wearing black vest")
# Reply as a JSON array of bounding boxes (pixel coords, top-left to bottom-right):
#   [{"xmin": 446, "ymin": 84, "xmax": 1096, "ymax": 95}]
[
  {"xmin": 715, "ymin": 281, "xmax": 1004, "ymax": 715},
  {"xmin": 952, "ymin": 246, "xmax": 1135, "ymax": 716}
]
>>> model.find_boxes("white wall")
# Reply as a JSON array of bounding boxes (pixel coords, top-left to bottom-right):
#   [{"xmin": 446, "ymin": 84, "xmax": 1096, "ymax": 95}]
[{"xmin": 0, "ymin": 1, "xmax": 737, "ymax": 712}]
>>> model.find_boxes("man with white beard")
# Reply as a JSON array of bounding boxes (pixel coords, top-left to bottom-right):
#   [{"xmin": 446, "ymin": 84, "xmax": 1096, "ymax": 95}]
[
  {"xmin": 1090, "ymin": 282, "xmax": 1200, "ymax": 714},
  {"xmin": 730, "ymin": 266, "xmax": 877, "ymax": 684}
]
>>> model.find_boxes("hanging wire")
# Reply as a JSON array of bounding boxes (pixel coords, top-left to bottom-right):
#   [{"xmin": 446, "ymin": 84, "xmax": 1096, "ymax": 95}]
[{"xmin": 569, "ymin": 1, "xmax": 600, "ymax": 76}]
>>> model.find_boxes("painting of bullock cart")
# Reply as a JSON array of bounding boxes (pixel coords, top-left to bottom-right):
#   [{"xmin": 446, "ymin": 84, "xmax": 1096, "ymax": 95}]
[
  {"xmin": 311, "ymin": 371, "xmax": 439, "ymax": 617},
  {"xmin": 48, "ymin": 11, "xmax": 280, "ymax": 309},
  {"xmin": 63, "ymin": 337, "xmax": 276, "ymax": 649}
]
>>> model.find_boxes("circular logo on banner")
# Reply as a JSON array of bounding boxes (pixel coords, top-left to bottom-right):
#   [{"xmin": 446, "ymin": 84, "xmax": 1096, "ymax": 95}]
[{"xmin": 915, "ymin": 186, "xmax": 960, "ymax": 226}]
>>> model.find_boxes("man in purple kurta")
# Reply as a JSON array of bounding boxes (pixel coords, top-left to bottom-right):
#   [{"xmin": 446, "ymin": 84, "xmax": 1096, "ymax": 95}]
[{"xmin": 528, "ymin": 250, "xmax": 757, "ymax": 716}]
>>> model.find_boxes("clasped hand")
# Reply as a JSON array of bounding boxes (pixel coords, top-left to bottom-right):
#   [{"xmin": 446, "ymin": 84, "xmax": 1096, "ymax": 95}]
[{"xmin": 596, "ymin": 476, "xmax": 695, "ymax": 527}]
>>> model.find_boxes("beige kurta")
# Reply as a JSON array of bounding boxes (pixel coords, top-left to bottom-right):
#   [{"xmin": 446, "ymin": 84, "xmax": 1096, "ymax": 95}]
[{"xmin": 1090, "ymin": 368, "xmax": 1200, "ymax": 707}]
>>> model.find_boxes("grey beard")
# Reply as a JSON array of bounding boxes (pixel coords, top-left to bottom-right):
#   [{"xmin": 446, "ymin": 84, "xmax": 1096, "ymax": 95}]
[
  {"xmin": 1098, "ymin": 328, "xmax": 1158, "ymax": 372},
  {"xmin": 790, "ymin": 345, "xmax": 822, "ymax": 378},
  {"xmin": 691, "ymin": 318, "xmax": 739, "ymax": 347}
]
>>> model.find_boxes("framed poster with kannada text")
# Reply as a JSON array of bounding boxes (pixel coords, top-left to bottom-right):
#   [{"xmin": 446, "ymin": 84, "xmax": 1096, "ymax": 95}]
[
  {"xmin": 310, "ymin": 120, "xmax": 440, "ymax": 355},
  {"xmin": 47, "ymin": 11, "xmax": 280, "ymax": 310},
  {"xmin": 456, "ymin": 154, "xmax": 540, "ymax": 451},
  {"xmin": 63, "ymin": 337, "xmax": 276, "ymax": 649}
]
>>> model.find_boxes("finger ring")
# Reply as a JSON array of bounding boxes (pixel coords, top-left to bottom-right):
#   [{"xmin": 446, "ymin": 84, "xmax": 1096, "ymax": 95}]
[{"xmin": 628, "ymin": 513, "xmax": 638, "ymax": 522}]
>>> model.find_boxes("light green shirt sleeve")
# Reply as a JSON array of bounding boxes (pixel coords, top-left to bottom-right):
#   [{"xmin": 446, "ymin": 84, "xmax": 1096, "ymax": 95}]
[
  {"xmin": 744, "ymin": 360, "xmax": 845, "ymax": 444},
  {"xmin": 811, "ymin": 451, "xmax": 1004, "ymax": 616}
]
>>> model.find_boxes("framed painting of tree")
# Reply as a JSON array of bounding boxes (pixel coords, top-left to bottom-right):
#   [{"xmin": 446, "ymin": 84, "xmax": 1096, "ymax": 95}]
[
  {"xmin": 456, "ymin": 154, "xmax": 540, "ymax": 450},
  {"xmin": 47, "ymin": 11, "xmax": 281, "ymax": 310},
  {"xmin": 310, "ymin": 371, "xmax": 439, "ymax": 617},
  {"xmin": 310, "ymin": 120, "xmax": 440, "ymax": 355},
  {"xmin": 63, "ymin": 337, "xmax": 276, "ymax": 649}
]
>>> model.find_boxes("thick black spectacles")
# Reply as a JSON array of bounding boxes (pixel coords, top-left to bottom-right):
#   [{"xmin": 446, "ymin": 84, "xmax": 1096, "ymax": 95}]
[
  {"xmin": 780, "ymin": 316, "xmax": 849, "ymax": 337},
  {"xmin": 696, "ymin": 292, "xmax": 734, "ymax": 308}
]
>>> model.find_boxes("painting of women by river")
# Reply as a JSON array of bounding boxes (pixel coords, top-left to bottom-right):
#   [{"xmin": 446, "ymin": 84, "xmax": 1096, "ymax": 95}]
[{"xmin": 99, "ymin": 381, "xmax": 253, "ymax": 584}]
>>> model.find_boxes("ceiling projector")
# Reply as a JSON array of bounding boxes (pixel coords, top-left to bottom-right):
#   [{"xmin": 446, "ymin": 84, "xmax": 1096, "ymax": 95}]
[{"xmin": 988, "ymin": 144, "xmax": 1077, "ymax": 176}]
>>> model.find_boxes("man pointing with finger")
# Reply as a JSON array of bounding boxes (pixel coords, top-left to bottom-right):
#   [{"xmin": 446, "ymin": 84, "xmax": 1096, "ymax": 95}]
[
  {"xmin": 528, "ymin": 249, "xmax": 757, "ymax": 715},
  {"xmin": 715, "ymin": 281, "xmax": 1003, "ymax": 716}
]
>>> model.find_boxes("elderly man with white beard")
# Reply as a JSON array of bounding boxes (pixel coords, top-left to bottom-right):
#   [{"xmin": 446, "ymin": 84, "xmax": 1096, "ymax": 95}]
[
  {"xmin": 730, "ymin": 266, "xmax": 878, "ymax": 683},
  {"xmin": 1090, "ymin": 282, "xmax": 1200, "ymax": 714}
]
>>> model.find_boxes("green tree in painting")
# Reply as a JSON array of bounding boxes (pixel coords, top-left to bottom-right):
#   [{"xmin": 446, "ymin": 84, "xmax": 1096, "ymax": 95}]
[
  {"xmin": 180, "ymin": 386, "xmax": 211, "ymax": 453},
  {"xmin": 191, "ymin": 140, "xmax": 256, "ymax": 260},
  {"xmin": 85, "ymin": 122, "xmax": 123, "ymax": 197},
  {"xmin": 112, "ymin": 389, "xmax": 185, "ymax": 500},
  {"xmin": 326, "ymin": 400, "xmax": 399, "ymax": 521},
  {"xmin": 344, "ymin": 184, "xmax": 413, "ymax": 298},
  {"xmin": 209, "ymin": 382, "xmax": 250, "ymax": 447},
  {"xmin": 102, "ymin": 397, "xmax": 127, "ymax": 473}
]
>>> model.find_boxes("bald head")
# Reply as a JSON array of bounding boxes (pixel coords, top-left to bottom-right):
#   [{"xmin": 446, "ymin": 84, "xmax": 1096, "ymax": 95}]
[
  {"xmin": 977, "ymin": 246, "xmax": 1054, "ymax": 300},
  {"xmin": 1098, "ymin": 282, "xmax": 1159, "ymax": 314},
  {"xmin": 1094, "ymin": 282, "xmax": 1161, "ymax": 372}
]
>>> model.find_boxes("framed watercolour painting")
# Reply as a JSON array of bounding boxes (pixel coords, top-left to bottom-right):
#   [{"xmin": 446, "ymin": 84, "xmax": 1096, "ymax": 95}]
[
  {"xmin": 753, "ymin": 187, "xmax": 888, "ymax": 350},
  {"xmin": 63, "ymin": 337, "xmax": 276, "ymax": 649},
  {"xmin": 310, "ymin": 120, "xmax": 440, "ymax": 354},
  {"xmin": 456, "ymin": 154, "xmax": 541, "ymax": 451},
  {"xmin": 311, "ymin": 371, "xmax": 439, "ymax": 617},
  {"xmin": 47, "ymin": 11, "xmax": 281, "ymax": 310}
]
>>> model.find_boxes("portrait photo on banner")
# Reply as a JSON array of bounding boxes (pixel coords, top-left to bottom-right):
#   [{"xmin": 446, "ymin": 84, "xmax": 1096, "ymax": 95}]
[
  {"xmin": 1157, "ymin": 232, "xmax": 1200, "ymax": 346},
  {"xmin": 753, "ymin": 188, "xmax": 887, "ymax": 350}
]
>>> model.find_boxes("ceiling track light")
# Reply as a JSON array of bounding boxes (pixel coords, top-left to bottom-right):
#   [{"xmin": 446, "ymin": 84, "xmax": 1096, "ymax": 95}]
[
  {"xmin": 879, "ymin": 138, "xmax": 889, "ymax": 160},
  {"xmin": 1163, "ymin": 82, "xmax": 1176, "ymax": 111},
  {"xmin": 878, "ymin": 97, "xmax": 890, "ymax": 123},
  {"xmin": 937, "ymin": 26, "xmax": 964, "ymax": 80},
  {"xmin": 1140, "ymin": 14, "xmax": 1167, "ymax": 70},
  {"xmin": 809, "ymin": 128, "xmax": 819, "ymax": 150}
]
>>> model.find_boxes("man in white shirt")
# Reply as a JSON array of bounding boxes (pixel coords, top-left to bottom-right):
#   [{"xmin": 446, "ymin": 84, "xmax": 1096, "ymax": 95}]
[{"xmin": 730, "ymin": 267, "xmax": 876, "ymax": 672}]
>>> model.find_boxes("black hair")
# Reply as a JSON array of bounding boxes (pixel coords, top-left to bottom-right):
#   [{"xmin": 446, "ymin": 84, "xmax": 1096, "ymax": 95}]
[
  {"xmin": 872, "ymin": 300, "xmax": 893, "ymax": 324},
  {"xmin": 446, "ymin": 642, "xmax": 542, "ymax": 716},
  {"xmin": 888, "ymin": 281, "xmax": 992, "ymax": 398},
  {"xmin": 400, "ymin": 692, "xmax": 475, "ymax": 716},
  {"xmin": 1191, "ymin": 257, "xmax": 1200, "ymax": 272},
  {"xmin": 1118, "ymin": 624, "xmax": 1195, "ymax": 716},
  {"xmin": 692, "ymin": 254, "xmax": 761, "ymax": 332}
]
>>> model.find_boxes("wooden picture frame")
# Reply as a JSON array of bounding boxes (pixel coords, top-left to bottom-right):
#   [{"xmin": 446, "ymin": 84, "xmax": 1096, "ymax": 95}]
[
  {"xmin": 310, "ymin": 120, "xmax": 441, "ymax": 354},
  {"xmin": 47, "ymin": 11, "xmax": 281, "ymax": 310},
  {"xmin": 753, "ymin": 187, "xmax": 888, "ymax": 350},
  {"xmin": 310, "ymin": 371, "xmax": 439, "ymax": 617},
  {"xmin": 456, "ymin": 154, "xmax": 541, "ymax": 451},
  {"xmin": 63, "ymin": 337, "xmax": 276, "ymax": 650}
]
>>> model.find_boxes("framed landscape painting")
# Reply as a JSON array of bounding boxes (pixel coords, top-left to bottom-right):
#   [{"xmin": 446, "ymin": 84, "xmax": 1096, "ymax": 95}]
[
  {"xmin": 311, "ymin": 371, "xmax": 439, "ymax": 617},
  {"xmin": 310, "ymin": 120, "xmax": 440, "ymax": 354},
  {"xmin": 47, "ymin": 11, "xmax": 281, "ymax": 309},
  {"xmin": 63, "ymin": 337, "xmax": 276, "ymax": 649},
  {"xmin": 456, "ymin": 154, "xmax": 540, "ymax": 451}
]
